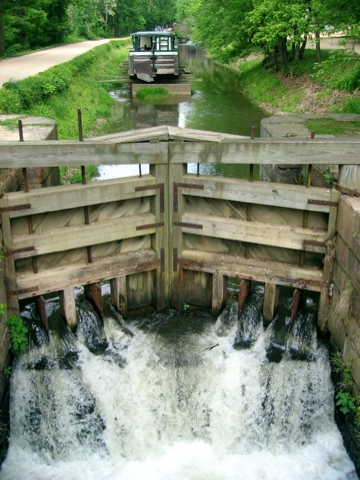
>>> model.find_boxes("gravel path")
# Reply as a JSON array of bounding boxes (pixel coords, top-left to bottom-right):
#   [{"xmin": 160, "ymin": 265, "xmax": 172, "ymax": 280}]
[{"xmin": 0, "ymin": 39, "xmax": 117, "ymax": 88}]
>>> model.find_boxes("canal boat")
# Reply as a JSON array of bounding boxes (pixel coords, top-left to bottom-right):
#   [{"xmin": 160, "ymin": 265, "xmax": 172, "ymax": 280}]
[{"xmin": 128, "ymin": 31, "xmax": 180, "ymax": 83}]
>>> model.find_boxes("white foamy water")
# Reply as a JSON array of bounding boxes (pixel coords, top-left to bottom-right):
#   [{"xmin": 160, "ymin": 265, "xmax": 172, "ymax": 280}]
[{"xmin": 0, "ymin": 305, "xmax": 357, "ymax": 480}]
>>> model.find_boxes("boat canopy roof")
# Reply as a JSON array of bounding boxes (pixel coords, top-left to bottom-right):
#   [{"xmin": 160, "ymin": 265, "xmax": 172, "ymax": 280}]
[
  {"xmin": 130, "ymin": 31, "xmax": 177, "ymax": 52},
  {"xmin": 132, "ymin": 31, "xmax": 175, "ymax": 37}
]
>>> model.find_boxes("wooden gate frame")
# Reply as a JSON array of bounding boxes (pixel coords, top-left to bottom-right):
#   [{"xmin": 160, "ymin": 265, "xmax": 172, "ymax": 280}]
[{"xmin": 1, "ymin": 126, "xmax": 359, "ymax": 328}]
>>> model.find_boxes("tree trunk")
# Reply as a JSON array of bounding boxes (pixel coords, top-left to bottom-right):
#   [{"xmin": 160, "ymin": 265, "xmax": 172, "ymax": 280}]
[
  {"xmin": 0, "ymin": 17, "xmax": 4, "ymax": 55},
  {"xmin": 315, "ymin": 31, "xmax": 321, "ymax": 62},
  {"xmin": 299, "ymin": 37, "xmax": 307, "ymax": 59},
  {"xmin": 278, "ymin": 36, "xmax": 288, "ymax": 67},
  {"xmin": 0, "ymin": 0, "xmax": 3, "ymax": 51},
  {"xmin": 270, "ymin": 48, "xmax": 277, "ymax": 69}
]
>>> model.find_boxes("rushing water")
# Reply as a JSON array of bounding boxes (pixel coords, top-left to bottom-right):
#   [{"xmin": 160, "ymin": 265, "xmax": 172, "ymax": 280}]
[{"xmin": 0, "ymin": 286, "xmax": 357, "ymax": 480}]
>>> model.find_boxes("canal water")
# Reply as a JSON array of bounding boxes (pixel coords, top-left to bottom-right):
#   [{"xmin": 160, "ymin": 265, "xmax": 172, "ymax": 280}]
[
  {"xmin": 98, "ymin": 45, "xmax": 268, "ymax": 180},
  {"xmin": 0, "ymin": 48, "xmax": 358, "ymax": 479}
]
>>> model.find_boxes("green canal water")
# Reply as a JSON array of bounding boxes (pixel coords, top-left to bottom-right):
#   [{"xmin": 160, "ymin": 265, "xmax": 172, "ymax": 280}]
[{"xmin": 106, "ymin": 45, "xmax": 268, "ymax": 180}]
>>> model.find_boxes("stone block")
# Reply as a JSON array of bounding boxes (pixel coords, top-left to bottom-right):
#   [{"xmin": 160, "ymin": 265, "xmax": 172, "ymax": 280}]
[
  {"xmin": 337, "ymin": 197, "xmax": 360, "ymax": 258},
  {"xmin": 328, "ymin": 296, "xmax": 346, "ymax": 350},
  {"xmin": 350, "ymin": 350, "xmax": 360, "ymax": 392},
  {"xmin": 332, "ymin": 258, "xmax": 350, "ymax": 292}
]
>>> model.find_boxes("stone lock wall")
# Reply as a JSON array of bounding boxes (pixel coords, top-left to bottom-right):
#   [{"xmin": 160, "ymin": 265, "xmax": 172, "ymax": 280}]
[
  {"xmin": 328, "ymin": 196, "xmax": 360, "ymax": 382},
  {"xmin": 327, "ymin": 196, "xmax": 360, "ymax": 469}
]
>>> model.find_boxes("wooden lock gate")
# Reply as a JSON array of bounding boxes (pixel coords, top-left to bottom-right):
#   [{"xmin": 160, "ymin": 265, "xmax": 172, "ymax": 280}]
[{"xmin": 1, "ymin": 125, "xmax": 359, "ymax": 330}]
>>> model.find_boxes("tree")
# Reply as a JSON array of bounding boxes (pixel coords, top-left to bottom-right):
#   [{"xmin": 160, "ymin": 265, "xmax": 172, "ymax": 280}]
[
  {"xmin": 246, "ymin": 0, "xmax": 312, "ymax": 67},
  {"xmin": 190, "ymin": 0, "xmax": 254, "ymax": 61}
]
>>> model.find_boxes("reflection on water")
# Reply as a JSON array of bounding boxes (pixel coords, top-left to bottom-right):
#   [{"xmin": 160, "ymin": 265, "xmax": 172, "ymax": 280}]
[
  {"xmin": 109, "ymin": 45, "xmax": 267, "ymax": 136},
  {"xmin": 100, "ymin": 46, "xmax": 267, "ymax": 180}
]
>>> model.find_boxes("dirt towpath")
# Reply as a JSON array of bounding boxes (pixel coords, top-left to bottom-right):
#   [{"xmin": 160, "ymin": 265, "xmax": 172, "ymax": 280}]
[{"xmin": 0, "ymin": 39, "xmax": 119, "ymax": 88}]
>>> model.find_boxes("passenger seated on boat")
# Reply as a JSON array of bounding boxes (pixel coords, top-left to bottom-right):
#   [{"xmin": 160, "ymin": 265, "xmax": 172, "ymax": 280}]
[{"xmin": 144, "ymin": 44, "xmax": 151, "ymax": 50}]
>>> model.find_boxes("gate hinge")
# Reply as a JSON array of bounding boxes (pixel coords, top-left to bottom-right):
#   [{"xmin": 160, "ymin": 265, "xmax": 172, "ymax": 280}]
[
  {"xmin": 174, "ymin": 221, "xmax": 203, "ymax": 230},
  {"xmin": 136, "ymin": 221, "xmax": 164, "ymax": 231},
  {"xmin": 307, "ymin": 199, "xmax": 338, "ymax": 207},
  {"xmin": 135, "ymin": 183, "xmax": 165, "ymax": 212},
  {"xmin": 173, "ymin": 183, "xmax": 204, "ymax": 211},
  {"xmin": 0, "ymin": 203, "xmax": 31, "ymax": 213}
]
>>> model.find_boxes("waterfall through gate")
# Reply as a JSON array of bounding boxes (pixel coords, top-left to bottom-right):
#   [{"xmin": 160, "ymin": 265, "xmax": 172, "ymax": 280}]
[{"xmin": 0, "ymin": 286, "xmax": 357, "ymax": 480}]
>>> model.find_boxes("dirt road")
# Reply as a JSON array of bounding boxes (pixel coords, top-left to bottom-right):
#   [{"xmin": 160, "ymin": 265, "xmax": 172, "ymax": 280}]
[{"xmin": 0, "ymin": 39, "xmax": 116, "ymax": 88}]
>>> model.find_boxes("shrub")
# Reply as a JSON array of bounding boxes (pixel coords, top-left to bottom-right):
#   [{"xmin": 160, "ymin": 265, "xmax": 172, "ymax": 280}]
[{"xmin": 7, "ymin": 314, "xmax": 28, "ymax": 356}]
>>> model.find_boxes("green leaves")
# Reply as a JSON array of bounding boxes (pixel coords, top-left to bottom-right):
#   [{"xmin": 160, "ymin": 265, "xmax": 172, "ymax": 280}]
[
  {"xmin": 7, "ymin": 314, "xmax": 29, "ymax": 357},
  {"xmin": 336, "ymin": 391, "xmax": 356, "ymax": 415}
]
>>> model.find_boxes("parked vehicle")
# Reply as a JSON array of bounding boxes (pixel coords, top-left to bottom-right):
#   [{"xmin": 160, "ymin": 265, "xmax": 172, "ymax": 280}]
[{"xmin": 128, "ymin": 31, "xmax": 180, "ymax": 83}]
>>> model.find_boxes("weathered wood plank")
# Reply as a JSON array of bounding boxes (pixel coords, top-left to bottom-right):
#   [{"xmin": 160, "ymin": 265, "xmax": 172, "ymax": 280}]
[
  {"xmin": 59, "ymin": 287, "xmax": 77, "ymax": 330},
  {"xmin": 13, "ymin": 213, "xmax": 158, "ymax": 258},
  {"xmin": 0, "ymin": 141, "xmax": 168, "ymax": 168},
  {"xmin": 1, "ymin": 135, "xmax": 360, "ymax": 168},
  {"xmin": 93, "ymin": 126, "xmax": 170, "ymax": 143},
  {"xmin": 16, "ymin": 249, "xmax": 158, "ymax": 298},
  {"xmin": 169, "ymin": 139, "xmax": 360, "ymax": 165},
  {"xmin": 212, "ymin": 270, "xmax": 227, "ymax": 315},
  {"xmin": 6, "ymin": 175, "xmax": 157, "ymax": 218},
  {"xmin": 181, "ymin": 249, "xmax": 325, "ymax": 291},
  {"xmin": 1, "ymin": 195, "xmax": 20, "ymax": 315},
  {"xmin": 167, "ymin": 126, "xmax": 248, "ymax": 143},
  {"xmin": 181, "ymin": 174, "xmax": 333, "ymax": 212},
  {"xmin": 263, "ymin": 282, "xmax": 279, "ymax": 324},
  {"xmin": 180, "ymin": 212, "xmax": 327, "ymax": 253}
]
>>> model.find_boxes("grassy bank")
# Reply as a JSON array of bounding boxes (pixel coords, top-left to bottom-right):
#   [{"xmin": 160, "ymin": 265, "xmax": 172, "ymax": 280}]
[
  {"xmin": 0, "ymin": 39, "xmax": 130, "ymax": 139},
  {"xmin": 0, "ymin": 39, "xmax": 130, "ymax": 182},
  {"xmin": 235, "ymin": 47, "xmax": 360, "ymax": 117}
]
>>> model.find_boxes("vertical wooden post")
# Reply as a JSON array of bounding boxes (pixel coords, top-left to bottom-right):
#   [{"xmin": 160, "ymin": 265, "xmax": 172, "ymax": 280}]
[
  {"xmin": 150, "ymin": 163, "xmax": 169, "ymax": 310},
  {"xmin": 318, "ymin": 286, "xmax": 330, "ymax": 335},
  {"xmin": 110, "ymin": 277, "xmax": 120, "ymax": 311},
  {"xmin": 238, "ymin": 279, "xmax": 250, "ymax": 316},
  {"xmin": 35, "ymin": 296, "xmax": 48, "ymax": 331},
  {"xmin": 169, "ymin": 162, "xmax": 187, "ymax": 309},
  {"xmin": 290, "ymin": 288, "xmax": 302, "ymax": 325},
  {"xmin": 0, "ymin": 196, "xmax": 20, "ymax": 316},
  {"xmin": 59, "ymin": 287, "xmax": 77, "ymax": 330},
  {"xmin": 212, "ymin": 271, "xmax": 227, "ymax": 316},
  {"xmin": 318, "ymin": 187, "xmax": 340, "ymax": 333},
  {"xmin": 263, "ymin": 282, "xmax": 279, "ymax": 326},
  {"xmin": 323, "ymin": 188, "xmax": 341, "ymax": 281},
  {"xmin": 111, "ymin": 276, "xmax": 128, "ymax": 317},
  {"xmin": 84, "ymin": 283, "xmax": 103, "ymax": 320}
]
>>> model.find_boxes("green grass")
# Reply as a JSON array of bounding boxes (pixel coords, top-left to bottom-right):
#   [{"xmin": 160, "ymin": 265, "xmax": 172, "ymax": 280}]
[
  {"xmin": 135, "ymin": 87, "xmax": 170, "ymax": 103},
  {"xmin": 305, "ymin": 118, "xmax": 360, "ymax": 136},
  {"xmin": 0, "ymin": 39, "xmax": 130, "ymax": 183},
  {"xmin": 0, "ymin": 118, "xmax": 22, "ymax": 129},
  {"xmin": 59, "ymin": 165, "xmax": 99, "ymax": 184},
  {"xmin": 236, "ymin": 46, "xmax": 360, "ymax": 117},
  {"xmin": 0, "ymin": 40, "xmax": 130, "ymax": 139}
]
